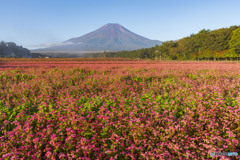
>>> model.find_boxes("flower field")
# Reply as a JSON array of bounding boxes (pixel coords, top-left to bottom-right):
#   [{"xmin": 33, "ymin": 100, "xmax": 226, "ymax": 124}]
[{"xmin": 0, "ymin": 60, "xmax": 240, "ymax": 159}]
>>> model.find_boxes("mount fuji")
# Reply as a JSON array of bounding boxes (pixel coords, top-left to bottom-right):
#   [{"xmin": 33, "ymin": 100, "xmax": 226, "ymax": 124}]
[{"xmin": 34, "ymin": 23, "xmax": 162, "ymax": 53}]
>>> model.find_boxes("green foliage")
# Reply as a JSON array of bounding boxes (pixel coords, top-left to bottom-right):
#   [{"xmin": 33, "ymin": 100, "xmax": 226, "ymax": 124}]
[
  {"xmin": 0, "ymin": 102, "xmax": 38, "ymax": 124},
  {"xmin": 85, "ymin": 25, "xmax": 239, "ymax": 60},
  {"xmin": 187, "ymin": 73, "xmax": 198, "ymax": 80},
  {"xmin": 229, "ymin": 26, "xmax": 240, "ymax": 54},
  {"xmin": 224, "ymin": 49, "xmax": 238, "ymax": 60}
]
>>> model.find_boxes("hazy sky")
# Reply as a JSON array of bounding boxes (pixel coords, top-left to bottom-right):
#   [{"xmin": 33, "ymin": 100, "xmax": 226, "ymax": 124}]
[{"xmin": 1, "ymin": 0, "xmax": 240, "ymax": 49}]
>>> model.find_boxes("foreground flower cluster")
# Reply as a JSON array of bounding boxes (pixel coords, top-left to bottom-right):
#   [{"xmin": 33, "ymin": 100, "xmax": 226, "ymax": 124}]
[{"xmin": 0, "ymin": 61, "xmax": 240, "ymax": 159}]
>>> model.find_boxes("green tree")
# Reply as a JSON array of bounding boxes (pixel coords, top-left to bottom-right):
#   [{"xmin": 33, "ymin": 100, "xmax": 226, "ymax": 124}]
[
  {"xmin": 224, "ymin": 49, "xmax": 238, "ymax": 60},
  {"xmin": 208, "ymin": 27, "xmax": 237, "ymax": 51},
  {"xmin": 159, "ymin": 41, "xmax": 177, "ymax": 59},
  {"xmin": 229, "ymin": 26, "xmax": 240, "ymax": 55}
]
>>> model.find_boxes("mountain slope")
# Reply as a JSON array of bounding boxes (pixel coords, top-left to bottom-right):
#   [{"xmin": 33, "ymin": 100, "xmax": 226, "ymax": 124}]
[{"xmin": 35, "ymin": 23, "xmax": 162, "ymax": 52}]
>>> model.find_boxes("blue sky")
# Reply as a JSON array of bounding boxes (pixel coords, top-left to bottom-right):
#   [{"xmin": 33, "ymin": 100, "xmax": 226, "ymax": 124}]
[{"xmin": 0, "ymin": 0, "xmax": 240, "ymax": 49}]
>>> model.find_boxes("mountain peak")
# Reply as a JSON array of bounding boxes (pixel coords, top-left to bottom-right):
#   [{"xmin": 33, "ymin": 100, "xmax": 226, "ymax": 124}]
[
  {"xmin": 101, "ymin": 23, "xmax": 126, "ymax": 32},
  {"xmin": 104, "ymin": 23, "xmax": 121, "ymax": 26},
  {"xmin": 37, "ymin": 23, "xmax": 162, "ymax": 52}
]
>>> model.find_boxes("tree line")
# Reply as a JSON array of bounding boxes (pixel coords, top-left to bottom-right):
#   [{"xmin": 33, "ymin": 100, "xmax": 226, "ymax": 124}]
[
  {"xmin": 0, "ymin": 41, "xmax": 31, "ymax": 58},
  {"xmin": 85, "ymin": 25, "xmax": 240, "ymax": 60}
]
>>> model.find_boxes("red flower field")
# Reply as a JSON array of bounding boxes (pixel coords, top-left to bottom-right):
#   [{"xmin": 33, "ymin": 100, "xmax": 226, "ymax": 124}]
[{"xmin": 0, "ymin": 59, "xmax": 239, "ymax": 159}]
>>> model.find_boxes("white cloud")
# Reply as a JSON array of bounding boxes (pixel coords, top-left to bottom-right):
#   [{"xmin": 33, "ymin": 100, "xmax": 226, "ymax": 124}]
[{"xmin": 27, "ymin": 41, "xmax": 79, "ymax": 49}]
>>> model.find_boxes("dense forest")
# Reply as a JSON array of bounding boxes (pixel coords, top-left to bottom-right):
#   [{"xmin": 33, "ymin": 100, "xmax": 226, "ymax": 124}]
[
  {"xmin": 86, "ymin": 25, "xmax": 240, "ymax": 60},
  {"xmin": 0, "ymin": 41, "xmax": 31, "ymax": 58}
]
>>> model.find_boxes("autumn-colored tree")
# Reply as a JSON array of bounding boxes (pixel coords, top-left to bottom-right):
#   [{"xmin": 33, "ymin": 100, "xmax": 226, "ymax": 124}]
[{"xmin": 214, "ymin": 50, "xmax": 224, "ymax": 60}]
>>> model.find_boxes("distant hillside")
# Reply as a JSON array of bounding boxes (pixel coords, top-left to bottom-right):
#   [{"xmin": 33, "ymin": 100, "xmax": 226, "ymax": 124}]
[
  {"xmin": 0, "ymin": 41, "xmax": 31, "ymax": 58},
  {"xmin": 34, "ymin": 23, "xmax": 162, "ymax": 53},
  {"xmin": 85, "ymin": 25, "xmax": 240, "ymax": 60}
]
